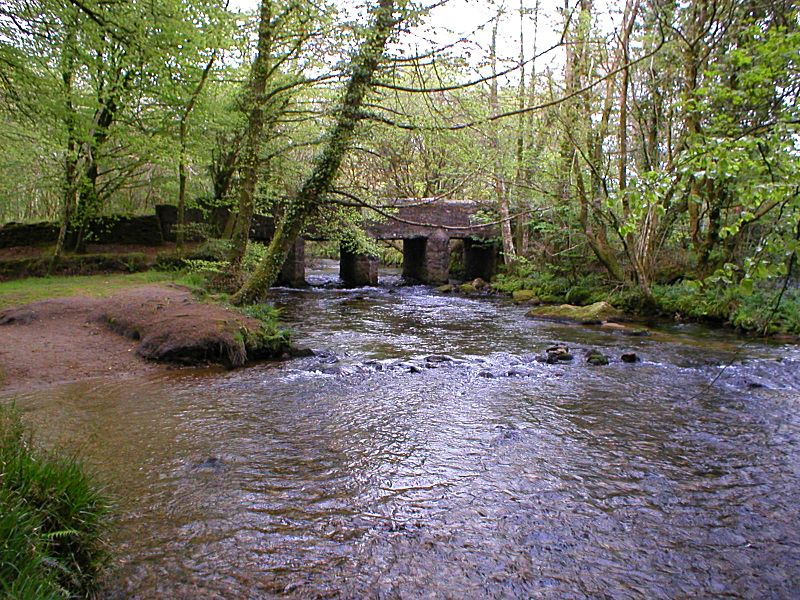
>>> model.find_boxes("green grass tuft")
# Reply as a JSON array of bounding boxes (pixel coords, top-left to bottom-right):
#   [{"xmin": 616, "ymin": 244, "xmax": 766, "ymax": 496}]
[
  {"xmin": 235, "ymin": 303, "xmax": 292, "ymax": 358},
  {"xmin": 0, "ymin": 405, "xmax": 112, "ymax": 598}
]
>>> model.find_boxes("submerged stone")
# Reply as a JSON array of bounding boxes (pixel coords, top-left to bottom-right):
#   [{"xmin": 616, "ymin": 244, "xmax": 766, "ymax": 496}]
[
  {"xmin": 621, "ymin": 352, "xmax": 640, "ymax": 363},
  {"xmin": 425, "ymin": 354, "xmax": 453, "ymax": 363},
  {"xmin": 622, "ymin": 328, "xmax": 651, "ymax": 337},
  {"xmin": 289, "ymin": 347, "xmax": 315, "ymax": 358}
]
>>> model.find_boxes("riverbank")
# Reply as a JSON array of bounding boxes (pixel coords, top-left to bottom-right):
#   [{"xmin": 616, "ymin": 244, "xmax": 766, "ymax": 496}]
[
  {"xmin": 1, "ymin": 405, "xmax": 111, "ymax": 597},
  {"xmin": 485, "ymin": 269, "xmax": 800, "ymax": 338},
  {"xmin": 0, "ymin": 277, "xmax": 292, "ymax": 391}
]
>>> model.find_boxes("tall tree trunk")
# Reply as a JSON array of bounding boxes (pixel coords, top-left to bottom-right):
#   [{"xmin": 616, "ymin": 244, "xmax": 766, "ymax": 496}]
[
  {"xmin": 177, "ymin": 119, "xmax": 189, "ymax": 252},
  {"xmin": 513, "ymin": 0, "xmax": 532, "ymax": 257},
  {"xmin": 177, "ymin": 55, "xmax": 216, "ymax": 255},
  {"xmin": 231, "ymin": 0, "xmax": 401, "ymax": 305},
  {"xmin": 54, "ymin": 16, "xmax": 79, "ymax": 262},
  {"xmin": 228, "ymin": 0, "xmax": 275, "ymax": 270},
  {"xmin": 73, "ymin": 100, "xmax": 116, "ymax": 253},
  {"xmin": 489, "ymin": 10, "xmax": 516, "ymax": 266},
  {"xmin": 680, "ymin": 1, "xmax": 709, "ymax": 268}
]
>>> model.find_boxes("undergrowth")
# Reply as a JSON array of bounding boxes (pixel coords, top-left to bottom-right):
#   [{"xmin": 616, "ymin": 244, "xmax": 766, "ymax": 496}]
[
  {"xmin": 493, "ymin": 261, "xmax": 800, "ymax": 336},
  {"xmin": 0, "ymin": 404, "xmax": 111, "ymax": 598}
]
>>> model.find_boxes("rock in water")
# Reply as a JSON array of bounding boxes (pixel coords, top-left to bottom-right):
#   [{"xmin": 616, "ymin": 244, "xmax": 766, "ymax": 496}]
[
  {"xmin": 471, "ymin": 278, "xmax": 488, "ymax": 289},
  {"xmin": 527, "ymin": 301, "xmax": 625, "ymax": 325},
  {"xmin": 586, "ymin": 350, "xmax": 610, "ymax": 366},
  {"xmin": 544, "ymin": 345, "xmax": 574, "ymax": 363},
  {"xmin": 621, "ymin": 352, "xmax": 639, "ymax": 363}
]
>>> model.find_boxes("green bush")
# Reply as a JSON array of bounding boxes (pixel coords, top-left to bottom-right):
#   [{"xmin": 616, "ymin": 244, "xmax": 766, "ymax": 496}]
[
  {"xmin": 242, "ymin": 241, "xmax": 268, "ymax": 272},
  {"xmin": 652, "ymin": 281, "xmax": 734, "ymax": 321},
  {"xmin": 0, "ymin": 405, "xmax": 111, "ymax": 598}
]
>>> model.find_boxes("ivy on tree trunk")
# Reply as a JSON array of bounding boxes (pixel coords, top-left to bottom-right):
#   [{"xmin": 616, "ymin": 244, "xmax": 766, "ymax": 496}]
[{"xmin": 231, "ymin": 0, "xmax": 401, "ymax": 305}]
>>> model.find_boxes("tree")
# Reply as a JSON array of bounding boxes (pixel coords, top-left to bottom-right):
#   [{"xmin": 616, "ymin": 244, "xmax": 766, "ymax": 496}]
[{"xmin": 231, "ymin": 0, "xmax": 403, "ymax": 304}]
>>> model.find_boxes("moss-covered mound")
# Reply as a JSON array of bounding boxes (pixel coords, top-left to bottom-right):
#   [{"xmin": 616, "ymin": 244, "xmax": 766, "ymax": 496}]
[
  {"xmin": 526, "ymin": 301, "xmax": 625, "ymax": 325},
  {"xmin": 512, "ymin": 289, "xmax": 540, "ymax": 304},
  {"xmin": 97, "ymin": 285, "xmax": 291, "ymax": 367}
]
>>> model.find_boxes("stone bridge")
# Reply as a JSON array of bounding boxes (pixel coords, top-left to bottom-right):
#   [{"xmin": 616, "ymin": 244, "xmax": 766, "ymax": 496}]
[
  {"xmin": 279, "ymin": 200, "xmax": 499, "ymax": 287},
  {"xmin": 158, "ymin": 199, "xmax": 499, "ymax": 287}
]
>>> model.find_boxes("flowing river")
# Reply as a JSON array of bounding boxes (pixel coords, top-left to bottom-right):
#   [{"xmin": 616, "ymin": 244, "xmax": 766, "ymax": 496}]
[{"xmin": 5, "ymin": 260, "xmax": 800, "ymax": 598}]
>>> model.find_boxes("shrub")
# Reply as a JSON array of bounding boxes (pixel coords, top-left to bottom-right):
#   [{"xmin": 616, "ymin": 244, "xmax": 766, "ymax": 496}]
[{"xmin": 0, "ymin": 405, "xmax": 111, "ymax": 598}]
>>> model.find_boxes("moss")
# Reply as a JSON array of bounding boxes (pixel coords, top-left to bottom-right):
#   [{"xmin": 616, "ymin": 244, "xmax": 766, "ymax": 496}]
[
  {"xmin": 586, "ymin": 351, "xmax": 610, "ymax": 366},
  {"xmin": 459, "ymin": 283, "xmax": 478, "ymax": 294},
  {"xmin": 512, "ymin": 289, "xmax": 539, "ymax": 304},
  {"xmin": 527, "ymin": 301, "xmax": 626, "ymax": 324}
]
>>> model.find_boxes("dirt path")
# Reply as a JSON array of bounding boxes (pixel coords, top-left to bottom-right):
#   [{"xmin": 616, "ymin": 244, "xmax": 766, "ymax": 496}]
[
  {"xmin": 0, "ymin": 294, "xmax": 161, "ymax": 392},
  {"xmin": 0, "ymin": 284, "xmax": 282, "ymax": 393}
]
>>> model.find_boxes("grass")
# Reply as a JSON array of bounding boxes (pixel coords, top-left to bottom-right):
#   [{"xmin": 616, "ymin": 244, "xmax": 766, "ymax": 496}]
[
  {"xmin": 0, "ymin": 404, "xmax": 111, "ymax": 598},
  {"xmin": 0, "ymin": 271, "xmax": 181, "ymax": 309}
]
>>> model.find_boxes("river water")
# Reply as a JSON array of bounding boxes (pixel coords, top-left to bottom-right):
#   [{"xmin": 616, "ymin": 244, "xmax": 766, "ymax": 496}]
[{"xmin": 5, "ymin": 260, "xmax": 800, "ymax": 598}]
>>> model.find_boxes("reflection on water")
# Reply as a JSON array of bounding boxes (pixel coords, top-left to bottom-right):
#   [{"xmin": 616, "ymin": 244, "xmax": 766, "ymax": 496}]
[{"xmin": 5, "ymin": 260, "xmax": 800, "ymax": 598}]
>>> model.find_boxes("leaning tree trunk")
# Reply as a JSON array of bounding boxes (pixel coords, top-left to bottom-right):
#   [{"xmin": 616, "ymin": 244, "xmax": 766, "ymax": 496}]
[{"xmin": 231, "ymin": 0, "xmax": 400, "ymax": 305}]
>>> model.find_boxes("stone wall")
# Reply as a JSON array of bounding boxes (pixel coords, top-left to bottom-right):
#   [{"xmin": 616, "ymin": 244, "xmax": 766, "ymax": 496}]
[
  {"xmin": 0, "ymin": 215, "xmax": 164, "ymax": 248},
  {"xmin": 155, "ymin": 205, "xmax": 275, "ymax": 243},
  {"xmin": 0, "ymin": 222, "xmax": 60, "ymax": 248}
]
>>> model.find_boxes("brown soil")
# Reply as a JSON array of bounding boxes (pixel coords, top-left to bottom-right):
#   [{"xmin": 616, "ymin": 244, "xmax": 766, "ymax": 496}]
[{"xmin": 0, "ymin": 284, "xmax": 284, "ymax": 392}]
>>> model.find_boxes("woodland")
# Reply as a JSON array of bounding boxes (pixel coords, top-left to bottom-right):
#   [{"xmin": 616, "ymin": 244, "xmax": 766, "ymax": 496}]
[
  {"xmin": 0, "ymin": 0, "xmax": 799, "ymax": 331},
  {"xmin": 1, "ymin": 2, "xmax": 800, "ymax": 596}
]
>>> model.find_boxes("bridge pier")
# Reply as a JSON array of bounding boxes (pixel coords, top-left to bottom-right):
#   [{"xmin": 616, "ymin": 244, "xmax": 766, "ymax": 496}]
[
  {"xmin": 276, "ymin": 238, "xmax": 306, "ymax": 287},
  {"xmin": 402, "ymin": 229, "xmax": 450, "ymax": 284},
  {"xmin": 340, "ymin": 244, "xmax": 378, "ymax": 286},
  {"xmin": 463, "ymin": 238, "xmax": 499, "ymax": 281}
]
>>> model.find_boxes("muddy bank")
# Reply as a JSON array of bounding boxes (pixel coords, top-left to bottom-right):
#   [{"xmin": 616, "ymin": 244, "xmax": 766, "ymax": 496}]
[{"xmin": 0, "ymin": 284, "xmax": 291, "ymax": 391}]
